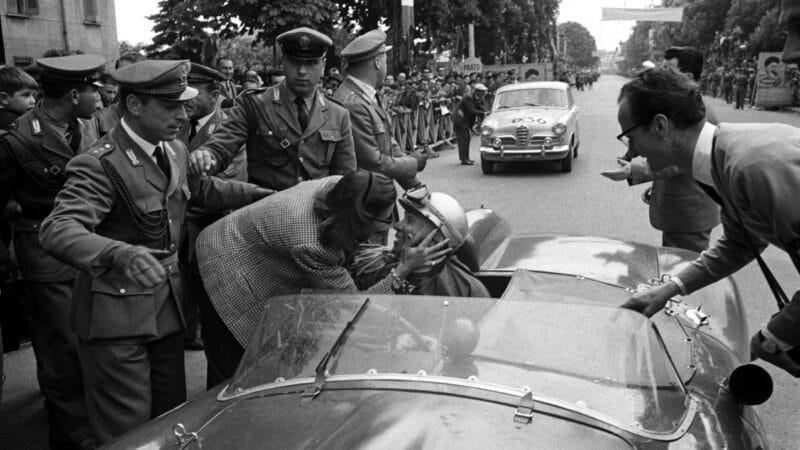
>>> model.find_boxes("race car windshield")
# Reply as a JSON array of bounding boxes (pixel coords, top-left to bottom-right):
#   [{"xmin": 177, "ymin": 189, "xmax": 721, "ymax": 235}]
[
  {"xmin": 494, "ymin": 88, "xmax": 567, "ymax": 110},
  {"xmin": 228, "ymin": 292, "xmax": 688, "ymax": 435}
]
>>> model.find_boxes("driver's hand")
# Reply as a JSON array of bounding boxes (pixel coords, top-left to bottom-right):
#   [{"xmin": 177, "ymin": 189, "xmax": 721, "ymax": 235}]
[
  {"xmin": 601, "ymin": 158, "xmax": 632, "ymax": 181},
  {"xmin": 189, "ymin": 149, "xmax": 217, "ymax": 176},
  {"xmin": 397, "ymin": 227, "xmax": 451, "ymax": 275},
  {"xmin": 619, "ymin": 281, "xmax": 681, "ymax": 317}
]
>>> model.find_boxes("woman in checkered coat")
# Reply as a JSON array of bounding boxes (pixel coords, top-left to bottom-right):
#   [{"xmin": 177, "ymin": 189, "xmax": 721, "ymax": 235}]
[{"xmin": 196, "ymin": 170, "xmax": 450, "ymax": 387}]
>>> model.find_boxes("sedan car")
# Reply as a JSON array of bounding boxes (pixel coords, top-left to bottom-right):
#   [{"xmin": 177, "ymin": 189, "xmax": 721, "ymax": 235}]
[
  {"xmin": 109, "ymin": 210, "xmax": 772, "ymax": 449},
  {"xmin": 479, "ymin": 81, "xmax": 579, "ymax": 174}
]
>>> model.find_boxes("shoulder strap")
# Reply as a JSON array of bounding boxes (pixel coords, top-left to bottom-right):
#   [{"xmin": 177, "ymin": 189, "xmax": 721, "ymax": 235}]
[
  {"xmin": 241, "ymin": 93, "xmax": 311, "ymax": 181},
  {"xmin": 710, "ymin": 135, "xmax": 790, "ymax": 310}
]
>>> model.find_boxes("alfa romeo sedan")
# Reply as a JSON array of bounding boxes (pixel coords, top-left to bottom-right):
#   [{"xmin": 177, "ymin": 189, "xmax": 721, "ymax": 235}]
[{"xmin": 479, "ymin": 81, "xmax": 580, "ymax": 174}]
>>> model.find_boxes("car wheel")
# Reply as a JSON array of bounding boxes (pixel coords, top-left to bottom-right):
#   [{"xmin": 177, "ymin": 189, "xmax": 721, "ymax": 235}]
[
  {"xmin": 481, "ymin": 157, "xmax": 494, "ymax": 174},
  {"xmin": 560, "ymin": 147, "xmax": 573, "ymax": 173}
]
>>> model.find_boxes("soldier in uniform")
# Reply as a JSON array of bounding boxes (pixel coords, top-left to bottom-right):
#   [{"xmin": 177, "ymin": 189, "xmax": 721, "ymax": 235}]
[
  {"xmin": 94, "ymin": 53, "xmax": 145, "ymax": 137},
  {"xmin": 189, "ymin": 27, "xmax": 357, "ymax": 190},
  {"xmin": 177, "ymin": 63, "xmax": 247, "ymax": 351},
  {"xmin": 39, "ymin": 59, "xmax": 272, "ymax": 443},
  {"xmin": 334, "ymin": 29, "xmax": 426, "ymax": 189},
  {"xmin": 0, "ymin": 54, "xmax": 105, "ymax": 450}
]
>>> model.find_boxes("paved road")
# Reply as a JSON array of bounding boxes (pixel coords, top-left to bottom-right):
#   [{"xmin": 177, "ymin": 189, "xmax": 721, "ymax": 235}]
[{"xmin": 2, "ymin": 75, "xmax": 799, "ymax": 448}]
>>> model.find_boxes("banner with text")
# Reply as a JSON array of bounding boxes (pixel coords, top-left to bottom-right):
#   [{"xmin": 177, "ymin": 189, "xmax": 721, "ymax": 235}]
[{"xmin": 601, "ymin": 7, "xmax": 683, "ymax": 22}]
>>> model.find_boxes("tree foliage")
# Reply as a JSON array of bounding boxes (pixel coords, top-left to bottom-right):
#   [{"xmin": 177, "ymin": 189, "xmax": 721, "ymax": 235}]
[
  {"xmin": 557, "ymin": 21, "xmax": 598, "ymax": 68},
  {"xmin": 148, "ymin": 0, "xmax": 560, "ymax": 67}
]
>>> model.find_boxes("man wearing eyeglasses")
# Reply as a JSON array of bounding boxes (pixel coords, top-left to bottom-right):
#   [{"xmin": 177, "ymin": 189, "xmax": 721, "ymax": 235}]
[
  {"xmin": 602, "ymin": 47, "xmax": 720, "ymax": 253},
  {"xmin": 617, "ymin": 67, "xmax": 800, "ymax": 378}
]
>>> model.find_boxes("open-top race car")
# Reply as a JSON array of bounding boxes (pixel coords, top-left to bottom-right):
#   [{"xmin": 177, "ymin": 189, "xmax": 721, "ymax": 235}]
[{"xmin": 109, "ymin": 210, "xmax": 772, "ymax": 449}]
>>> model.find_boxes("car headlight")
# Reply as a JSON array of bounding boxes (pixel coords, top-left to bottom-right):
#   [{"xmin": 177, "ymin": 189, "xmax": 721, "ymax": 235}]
[
  {"xmin": 480, "ymin": 124, "xmax": 494, "ymax": 136},
  {"xmin": 492, "ymin": 137, "xmax": 502, "ymax": 149},
  {"xmin": 552, "ymin": 123, "xmax": 567, "ymax": 135}
]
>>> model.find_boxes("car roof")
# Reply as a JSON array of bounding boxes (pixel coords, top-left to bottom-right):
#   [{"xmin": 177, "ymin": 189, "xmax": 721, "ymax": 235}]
[{"xmin": 495, "ymin": 81, "xmax": 568, "ymax": 94}]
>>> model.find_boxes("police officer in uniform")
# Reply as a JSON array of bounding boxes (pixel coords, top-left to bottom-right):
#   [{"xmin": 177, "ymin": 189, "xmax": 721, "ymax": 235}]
[
  {"xmin": 0, "ymin": 54, "xmax": 105, "ymax": 450},
  {"xmin": 39, "ymin": 60, "xmax": 272, "ymax": 443},
  {"xmin": 189, "ymin": 27, "xmax": 356, "ymax": 190},
  {"xmin": 177, "ymin": 63, "xmax": 246, "ymax": 351},
  {"xmin": 334, "ymin": 29, "xmax": 426, "ymax": 189}
]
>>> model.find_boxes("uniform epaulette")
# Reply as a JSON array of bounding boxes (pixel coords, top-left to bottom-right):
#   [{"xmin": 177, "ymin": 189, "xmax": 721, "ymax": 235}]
[{"xmin": 87, "ymin": 141, "xmax": 115, "ymax": 158}]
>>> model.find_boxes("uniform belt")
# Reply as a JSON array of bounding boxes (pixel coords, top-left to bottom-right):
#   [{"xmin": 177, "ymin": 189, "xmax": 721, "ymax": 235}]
[{"xmin": 20, "ymin": 207, "xmax": 52, "ymax": 221}]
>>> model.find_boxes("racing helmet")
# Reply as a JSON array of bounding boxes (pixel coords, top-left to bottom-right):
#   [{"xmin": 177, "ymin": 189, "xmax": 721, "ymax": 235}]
[{"xmin": 399, "ymin": 185, "xmax": 468, "ymax": 251}]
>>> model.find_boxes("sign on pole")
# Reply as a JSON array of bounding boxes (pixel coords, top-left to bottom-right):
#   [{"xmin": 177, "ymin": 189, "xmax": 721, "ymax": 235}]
[
  {"xmin": 461, "ymin": 57, "xmax": 482, "ymax": 74},
  {"xmin": 601, "ymin": 7, "xmax": 683, "ymax": 22}
]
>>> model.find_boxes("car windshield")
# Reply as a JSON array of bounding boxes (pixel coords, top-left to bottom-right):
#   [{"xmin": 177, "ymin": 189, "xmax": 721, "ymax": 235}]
[
  {"xmin": 494, "ymin": 88, "xmax": 567, "ymax": 110},
  {"xmin": 228, "ymin": 292, "xmax": 688, "ymax": 434}
]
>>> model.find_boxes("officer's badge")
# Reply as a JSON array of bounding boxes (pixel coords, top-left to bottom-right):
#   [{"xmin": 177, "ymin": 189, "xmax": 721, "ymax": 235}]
[
  {"xmin": 299, "ymin": 35, "xmax": 310, "ymax": 48},
  {"xmin": 207, "ymin": 124, "xmax": 216, "ymax": 135},
  {"xmin": 31, "ymin": 118, "xmax": 41, "ymax": 135},
  {"xmin": 179, "ymin": 64, "xmax": 188, "ymax": 88},
  {"xmin": 125, "ymin": 149, "xmax": 141, "ymax": 166}
]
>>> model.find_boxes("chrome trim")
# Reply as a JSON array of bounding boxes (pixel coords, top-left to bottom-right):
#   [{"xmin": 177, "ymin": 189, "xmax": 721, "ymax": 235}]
[
  {"xmin": 480, "ymin": 145, "xmax": 569, "ymax": 154},
  {"xmin": 217, "ymin": 373, "xmax": 697, "ymax": 441}
]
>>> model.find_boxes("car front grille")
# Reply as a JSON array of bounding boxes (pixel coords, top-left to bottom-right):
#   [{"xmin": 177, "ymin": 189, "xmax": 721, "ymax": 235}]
[
  {"xmin": 530, "ymin": 136, "xmax": 564, "ymax": 146},
  {"xmin": 515, "ymin": 126, "xmax": 529, "ymax": 147}
]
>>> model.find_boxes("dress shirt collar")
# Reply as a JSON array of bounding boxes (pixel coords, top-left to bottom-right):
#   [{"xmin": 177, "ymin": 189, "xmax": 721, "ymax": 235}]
[
  {"xmin": 691, "ymin": 122, "xmax": 718, "ymax": 186},
  {"xmin": 347, "ymin": 75, "xmax": 376, "ymax": 102},
  {"xmin": 196, "ymin": 109, "xmax": 216, "ymax": 130},
  {"xmin": 120, "ymin": 117, "xmax": 161, "ymax": 159},
  {"xmin": 282, "ymin": 82, "xmax": 315, "ymax": 111}
]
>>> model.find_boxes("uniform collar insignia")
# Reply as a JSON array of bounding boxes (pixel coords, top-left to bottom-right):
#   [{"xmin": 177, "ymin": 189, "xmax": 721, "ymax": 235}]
[
  {"xmin": 31, "ymin": 118, "xmax": 41, "ymax": 135},
  {"xmin": 319, "ymin": 95, "xmax": 326, "ymax": 107},
  {"xmin": 273, "ymin": 88, "xmax": 280, "ymax": 103},
  {"xmin": 208, "ymin": 123, "xmax": 216, "ymax": 135},
  {"xmin": 125, "ymin": 149, "xmax": 141, "ymax": 166},
  {"xmin": 164, "ymin": 143, "xmax": 176, "ymax": 158}
]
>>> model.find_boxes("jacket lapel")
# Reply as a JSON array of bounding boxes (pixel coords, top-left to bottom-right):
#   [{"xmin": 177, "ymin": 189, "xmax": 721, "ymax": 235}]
[
  {"xmin": 190, "ymin": 108, "xmax": 222, "ymax": 150},
  {"xmin": 33, "ymin": 109, "xmax": 74, "ymax": 159},
  {"xmin": 163, "ymin": 140, "xmax": 180, "ymax": 197},
  {"xmin": 275, "ymin": 83, "xmax": 302, "ymax": 136},
  {"xmin": 302, "ymin": 92, "xmax": 328, "ymax": 138},
  {"xmin": 114, "ymin": 126, "xmax": 168, "ymax": 191}
]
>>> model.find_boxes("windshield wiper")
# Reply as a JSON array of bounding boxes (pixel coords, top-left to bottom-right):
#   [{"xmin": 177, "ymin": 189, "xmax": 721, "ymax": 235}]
[
  {"xmin": 301, "ymin": 297, "xmax": 371, "ymax": 405},
  {"xmin": 523, "ymin": 102, "xmax": 540, "ymax": 107}
]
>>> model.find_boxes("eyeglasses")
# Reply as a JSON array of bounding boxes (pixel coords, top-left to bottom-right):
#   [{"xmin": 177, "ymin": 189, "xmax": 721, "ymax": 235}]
[{"xmin": 616, "ymin": 122, "xmax": 640, "ymax": 148}]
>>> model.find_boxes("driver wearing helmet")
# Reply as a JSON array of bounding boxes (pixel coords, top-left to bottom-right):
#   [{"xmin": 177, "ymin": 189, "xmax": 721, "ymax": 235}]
[{"xmin": 351, "ymin": 185, "xmax": 489, "ymax": 298}]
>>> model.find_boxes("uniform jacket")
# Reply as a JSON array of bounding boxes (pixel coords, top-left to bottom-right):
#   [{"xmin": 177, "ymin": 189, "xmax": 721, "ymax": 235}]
[
  {"xmin": 0, "ymin": 105, "xmax": 99, "ymax": 281},
  {"xmin": 39, "ymin": 125, "xmax": 265, "ymax": 342},
  {"xmin": 199, "ymin": 81, "xmax": 357, "ymax": 191},
  {"xmin": 333, "ymin": 76, "xmax": 419, "ymax": 189},
  {"xmin": 627, "ymin": 105, "xmax": 720, "ymax": 234},
  {"xmin": 196, "ymin": 177, "xmax": 393, "ymax": 347},
  {"xmin": 177, "ymin": 107, "xmax": 247, "ymax": 182}
]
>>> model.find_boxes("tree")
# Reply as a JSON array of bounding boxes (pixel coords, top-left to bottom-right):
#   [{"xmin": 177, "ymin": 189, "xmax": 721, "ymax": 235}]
[
  {"xmin": 557, "ymin": 22, "xmax": 598, "ymax": 68},
  {"xmin": 147, "ymin": 0, "xmax": 213, "ymax": 61},
  {"xmin": 749, "ymin": 6, "xmax": 786, "ymax": 54}
]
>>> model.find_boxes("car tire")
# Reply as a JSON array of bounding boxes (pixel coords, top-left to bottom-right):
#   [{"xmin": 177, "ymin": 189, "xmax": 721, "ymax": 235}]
[
  {"xmin": 573, "ymin": 138, "xmax": 579, "ymax": 158},
  {"xmin": 481, "ymin": 157, "xmax": 494, "ymax": 174},
  {"xmin": 560, "ymin": 147, "xmax": 573, "ymax": 173}
]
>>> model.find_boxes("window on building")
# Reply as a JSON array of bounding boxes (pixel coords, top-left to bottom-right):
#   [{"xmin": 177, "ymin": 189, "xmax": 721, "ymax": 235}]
[
  {"xmin": 83, "ymin": 0, "xmax": 98, "ymax": 23},
  {"xmin": 6, "ymin": 0, "xmax": 38, "ymax": 15}
]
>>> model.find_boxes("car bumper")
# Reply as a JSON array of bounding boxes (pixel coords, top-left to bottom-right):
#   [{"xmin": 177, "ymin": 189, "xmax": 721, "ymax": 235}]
[{"xmin": 479, "ymin": 144, "xmax": 570, "ymax": 162}]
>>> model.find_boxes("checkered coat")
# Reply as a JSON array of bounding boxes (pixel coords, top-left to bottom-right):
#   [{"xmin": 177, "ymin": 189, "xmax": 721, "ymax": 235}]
[{"xmin": 196, "ymin": 176, "xmax": 393, "ymax": 347}]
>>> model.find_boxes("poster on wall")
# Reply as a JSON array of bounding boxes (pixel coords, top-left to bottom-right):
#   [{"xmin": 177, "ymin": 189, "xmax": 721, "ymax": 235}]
[{"xmin": 754, "ymin": 52, "xmax": 795, "ymax": 108}]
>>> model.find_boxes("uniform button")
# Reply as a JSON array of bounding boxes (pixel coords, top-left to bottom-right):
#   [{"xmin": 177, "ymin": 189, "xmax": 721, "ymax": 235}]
[
  {"xmin": 119, "ymin": 288, "xmax": 126, "ymax": 294},
  {"xmin": 167, "ymin": 265, "xmax": 173, "ymax": 271},
  {"xmin": 169, "ymin": 243, "xmax": 176, "ymax": 250},
  {"xmin": 168, "ymin": 218, "xmax": 173, "ymax": 225},
  {"xmin": 32, "ymin": 224, "xmax": 38, "ymax": 229},
  {"xmin": 297, "ymin": 176, "xmax": 304, "ymax": 182},
  {"xmin": 298, "ymin": 156, "xmax": 304, "ymax": 162},
  {"xmin": 300, "ymin": 140, "xmax": 305, "ymax": 144}
]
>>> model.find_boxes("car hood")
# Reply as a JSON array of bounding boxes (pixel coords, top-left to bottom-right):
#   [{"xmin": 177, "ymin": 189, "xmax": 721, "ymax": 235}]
[
  {"xmin": 486, "ymin": 109, "xmax": 565, "ymax": 128},
  {"xmin": 184, "ymin": 389, "xmax": 634, "ymax": 449}
]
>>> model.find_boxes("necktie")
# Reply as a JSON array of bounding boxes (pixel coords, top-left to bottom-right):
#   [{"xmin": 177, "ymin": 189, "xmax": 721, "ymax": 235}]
[
  {"xmin": 66, "ymin": 119, "xmax": 81, "ymax": 152},
  {"xmin": 154, "ymin": 145, "xmax": 170, "ymax": 176},
  {"xmin": 294, "ymin": 96, "xmax": 309, "ymax": 132},
  {"xmin": 189, "ymin": 119, "xmax": 199, "ymax": 141}
]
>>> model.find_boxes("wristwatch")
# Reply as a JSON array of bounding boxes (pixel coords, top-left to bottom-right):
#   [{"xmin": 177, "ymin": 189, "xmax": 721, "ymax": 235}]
[
  {"xmin": 390, "ymin": 268, "xmax": 415, "ymax": 294},
  {"xmin": 758, "ymin": 331, "xmax": 780, "ymax": 355}
]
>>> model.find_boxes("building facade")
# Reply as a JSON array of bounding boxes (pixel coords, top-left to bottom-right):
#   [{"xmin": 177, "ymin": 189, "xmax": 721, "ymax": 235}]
[{"xmin": 1, "ymin": 0, "xmax": 117, "ymax": 67}]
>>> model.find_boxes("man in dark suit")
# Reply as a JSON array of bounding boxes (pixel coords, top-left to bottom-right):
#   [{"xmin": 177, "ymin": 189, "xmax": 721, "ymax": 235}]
[
  {"xmin": 190, "ymin": 28, "xmax": 357, "ymax": 190},
  {"xmin": 39, "ymin": 60, "xmax": 271, "ymax": 443},
  {"xmin": 452, "ymin": 83, "xmax": 488, "ymax": 165},
  {"xmin": 0, "ymin": 54, "xmax": 105, "ymax": 449},
  {"xmin": 602, "ymin": 47, "xmax": 720, "ymax": 253},
  {"xmin": 618, "ymin": 67, "xmax": 800, "ymax": 379},
  {"xmin": 333, "ymin": 29, "xmax": 426, "ymax": 189}
]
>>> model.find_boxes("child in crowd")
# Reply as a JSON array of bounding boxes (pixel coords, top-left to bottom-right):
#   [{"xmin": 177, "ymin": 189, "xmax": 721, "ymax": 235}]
[{"xmin": 0, "ymin": 66, "xmax": 38, "ymax": 129}]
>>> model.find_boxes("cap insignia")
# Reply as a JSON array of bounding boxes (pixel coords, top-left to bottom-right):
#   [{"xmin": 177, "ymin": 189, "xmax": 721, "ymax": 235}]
[
  {"xmin": 125, "ymin": 149, "xmax": 141, "ymax": 166},
  {"xmin": 299, "ymin": 35, "xmax": 310, "ymax": 48}
]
